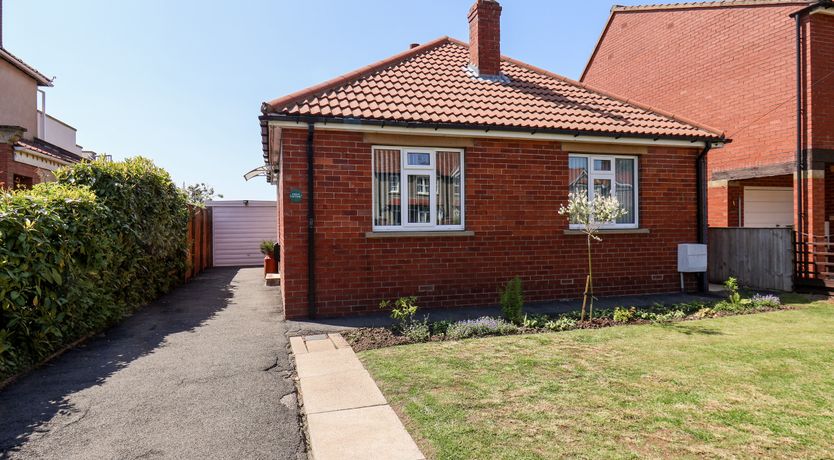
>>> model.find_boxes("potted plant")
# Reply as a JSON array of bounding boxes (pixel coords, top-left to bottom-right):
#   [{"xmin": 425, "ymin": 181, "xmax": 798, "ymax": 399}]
[{"xmin": 260, "ymin": 240, "xmax": 277, "ymax": 276}]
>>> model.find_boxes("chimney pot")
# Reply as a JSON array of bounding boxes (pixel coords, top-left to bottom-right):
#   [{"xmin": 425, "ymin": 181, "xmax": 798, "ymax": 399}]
[{"xmin": 468, "ymin": 0, "xmax": 502, "ymax": 76}]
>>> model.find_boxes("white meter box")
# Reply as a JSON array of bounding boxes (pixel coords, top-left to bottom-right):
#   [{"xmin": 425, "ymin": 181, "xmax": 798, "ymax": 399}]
[{"xmin": 678, "ymin": 244, "xmax": 707, "ymax": 273}]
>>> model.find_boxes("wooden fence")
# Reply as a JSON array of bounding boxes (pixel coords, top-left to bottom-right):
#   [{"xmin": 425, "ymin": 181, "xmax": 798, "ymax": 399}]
[
  {"xmin": 185, "ymin": 205, "xmax": 213, "ymax": 281},
  {"xmin": 708, "ymin": 227, "xmax": 794, "ymax": 291}
]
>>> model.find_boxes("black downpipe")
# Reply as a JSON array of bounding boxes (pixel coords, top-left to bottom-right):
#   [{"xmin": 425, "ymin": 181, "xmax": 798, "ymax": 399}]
[
  {"xmin": 697, "ymin": 142, "xmax": 712, "ymax": 293},
  {"xmin": 795, "ymin": 12, "xmax": 805, "ymax": 278},
  {"xmin": 306, "ymin": 123, "xmax": 317, "ymax": 319}
]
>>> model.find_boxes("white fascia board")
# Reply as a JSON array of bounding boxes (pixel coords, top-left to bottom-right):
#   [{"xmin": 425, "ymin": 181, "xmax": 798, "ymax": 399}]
[
  {"xmin": 266, "ymin": 120, "xmax": 718, "ymax": 149},
  {"xmin": 13, "ymin": 149, "xmax": 69, "ymax": 170}
]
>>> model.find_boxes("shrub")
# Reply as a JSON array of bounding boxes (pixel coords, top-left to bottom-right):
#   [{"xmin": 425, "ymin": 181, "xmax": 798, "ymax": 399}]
[
  {"xmin": 0, "ymin": 184, "xmax": 116, "ymax": 374},
  {"xmin": 56, "ymin": 157, "xmax": 188, "ymax": 306},
  {"xmin": 1, "ymin": 158, "xmax": 189, "ymax": 378},
  {"xmin": 500, "ymin": 277, "xmax": 524, "ymax": 325},
  {"xmin": 652, "ymin": 310, "xmax": 686, "ymax": 323},
  {"xmin": 613, "ymin": 307, "xmax": 636, "ymax": 323},
  {"xmin": 403, "ymin": 319, "xmax": 431, "ymax": 343},
  {"xmin": 523, "ymin": 314, "xmax": 548, "ymax": 329},
  {"xmin": 752, "ymin": 294, "xmax": 781, "ymax": 309},
  {"xmin": 725, "ymin": 277, "xmax": 742, "ymax": 306},
  {"xmin": 694, "ymin": 307, "xmax": 715, "ymax": 319},
  {"xmin": 380, "ymin": 296, "xmax": 419, "ymax": 331},
  {"xmin": 544, "ymin": 317, "xmax": 577, "ymax": 331},
  {"xmin": 446, "ymin": 317, "xmax": 519, "ymax": 340},
  {"xmin": 430, "ymin": 320, "xmax": 452, "ymax": 336},
  {"xmin": 260, "ymin": 240, "xmax": 275, "ymax": 256}
]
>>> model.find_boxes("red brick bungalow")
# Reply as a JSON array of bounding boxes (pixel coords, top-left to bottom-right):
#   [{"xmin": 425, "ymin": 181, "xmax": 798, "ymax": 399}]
[
  {"xmin": 581, "ymin": 0, "xmax": 834, "ymax": 282},
  {"xmin": 259, "ymin": 0, "xmax": 727, "ymax": 319}
]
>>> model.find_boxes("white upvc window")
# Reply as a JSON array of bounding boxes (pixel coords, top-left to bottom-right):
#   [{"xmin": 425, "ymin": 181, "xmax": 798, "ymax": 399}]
[
  {"xmin": 372, "ymin": 146, "xmax": 465, "ymax": 231},
  {"xmin": 568, "ymin": 154, "xmax": 639, "ymax": 229}
]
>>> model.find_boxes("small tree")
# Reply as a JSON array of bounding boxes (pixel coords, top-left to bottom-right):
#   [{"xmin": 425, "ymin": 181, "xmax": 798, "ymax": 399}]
[
  {"xmin": 182, "ymin": 182, "xmax": 223, "ymax": 206},
  {"xmin": 558, "ymin": 191, "xmax": 627, "ymax": 321},
  {"xmin": 500, "ymin": 277, "xmax": 524, "ymax": 325}
]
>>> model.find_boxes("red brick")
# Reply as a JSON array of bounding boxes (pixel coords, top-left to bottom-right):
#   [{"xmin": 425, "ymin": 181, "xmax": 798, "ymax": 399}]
[{"xmin": 277, "ymin": 128, "xmax": 701, "ymax": 319}]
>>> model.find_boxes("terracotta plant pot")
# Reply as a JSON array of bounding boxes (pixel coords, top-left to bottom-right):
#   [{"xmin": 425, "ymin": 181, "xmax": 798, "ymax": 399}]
[{"xmin": 264, "ymin": 255, "xmax": 277, "ymax": 276}]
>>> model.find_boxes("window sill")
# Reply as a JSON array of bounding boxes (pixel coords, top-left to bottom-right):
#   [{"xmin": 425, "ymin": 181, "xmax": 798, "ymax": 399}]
[
  {"xmin": 366, "ymin": 230, "xmax": 475, "ymax": 238},
  {"xmin": 563, "ymin": 228, "xmax": 650, "ymax": 235}
]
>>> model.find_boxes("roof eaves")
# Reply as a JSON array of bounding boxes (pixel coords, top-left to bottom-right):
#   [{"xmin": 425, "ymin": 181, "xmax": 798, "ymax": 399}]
[
  {"xmin": 0, "ymin": 48, "xmax": 53, "ymax": 87},
  {"xmin": 501, "ymin": 55, "xmax": 726, "ymax": 139},
  {"xmin": 261, "ymin": 113, "xmax": 727, "ymax": 144},
  {"xmin": 263, "ymin": 36, "xmax": 453, "ymax": 114}
]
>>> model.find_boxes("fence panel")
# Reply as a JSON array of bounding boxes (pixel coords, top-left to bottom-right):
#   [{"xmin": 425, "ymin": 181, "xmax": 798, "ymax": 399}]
[
  {"xmin": 185, "ymin": 206, "xmax": 213, "ymax": 282},
  {"xmin": 708, "ymin": 227, "xmax": 794, "ymax": 291}
]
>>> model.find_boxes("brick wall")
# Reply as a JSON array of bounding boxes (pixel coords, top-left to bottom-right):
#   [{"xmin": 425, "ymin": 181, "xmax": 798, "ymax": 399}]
[
  {"xmin": 0, "ymin": 143, "xmax": 44, "ymax": 189},
  {"xmin": 581, "ymin": 4, "xmax": 834, "ymax": 228},
  {"xmin": 277, "ymin": 128, "xmax": 702, "ymax": 319},
  {"xmin": 809, "ymin": 13, "xmax": 834, "ymax": 151},
  {"xmin": 583, "ymin": 5, "xmax": 804, "ymax": 176}
]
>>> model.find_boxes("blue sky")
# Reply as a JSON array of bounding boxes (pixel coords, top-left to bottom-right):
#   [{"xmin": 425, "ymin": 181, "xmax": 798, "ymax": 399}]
[{"xmin": 5, "ymin": 0, "xmax": 645, "ymax": 200}]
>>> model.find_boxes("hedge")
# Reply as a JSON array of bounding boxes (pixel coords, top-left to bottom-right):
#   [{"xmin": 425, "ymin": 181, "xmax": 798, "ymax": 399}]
[{"xmin": 0, "ymin": 157, "xmax": 188, "ymax": 378}]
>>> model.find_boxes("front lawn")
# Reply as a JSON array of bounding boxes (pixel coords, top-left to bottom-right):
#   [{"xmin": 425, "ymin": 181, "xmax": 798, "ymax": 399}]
[{"xmin": 359, "ymin": 298, "xmax": 834, "ymax": 459}]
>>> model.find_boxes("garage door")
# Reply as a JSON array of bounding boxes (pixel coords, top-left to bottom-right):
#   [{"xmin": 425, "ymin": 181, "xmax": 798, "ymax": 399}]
[
  {"xmin": 743, "ymin": 187, "xmax": 793, "ymax": 228},
  {"xmin": 208, "ymin": 201, "xmax": 277, "ymax": 267}
]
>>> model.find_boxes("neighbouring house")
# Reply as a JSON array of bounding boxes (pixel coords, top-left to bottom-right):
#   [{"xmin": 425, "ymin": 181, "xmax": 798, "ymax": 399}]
[
  {"xmin": 259, "ymin": 0, "xmax": 727, "ymax": 319},
  {"xmin": 0, "ymin": 0, "xmax": 92, "ymax": 189},
  {"xmin": 581, "ymin": 1, "xmax": 834, "ymax": 281}
]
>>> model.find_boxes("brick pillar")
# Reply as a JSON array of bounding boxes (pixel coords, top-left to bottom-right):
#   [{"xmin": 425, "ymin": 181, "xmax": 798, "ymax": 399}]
[
  {"xmin": 708, "ymin": 182, "xmax": 732, "ymax": 227},
  {"xmin": 804, "ymin": 169, "xmax": 826, "ymax": 239},
  {"xmin": 0, "ymin": 125, "xmax": 26, "ymax": 189},
  {"xmin": 277, "ymin": 128, "xmax": 311, "ymax": 320}
]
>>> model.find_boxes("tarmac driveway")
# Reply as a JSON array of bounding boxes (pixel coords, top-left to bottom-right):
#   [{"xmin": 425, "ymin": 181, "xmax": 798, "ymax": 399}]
[{"xmin": 0, "ymin": 267, "xmax": 304, "ymax": 460}]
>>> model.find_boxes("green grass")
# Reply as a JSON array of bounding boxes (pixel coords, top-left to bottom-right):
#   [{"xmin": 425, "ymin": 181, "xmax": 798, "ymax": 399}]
[{"xmin": 359, "ymin": 300, "xmax": 834, "ymax": 459}]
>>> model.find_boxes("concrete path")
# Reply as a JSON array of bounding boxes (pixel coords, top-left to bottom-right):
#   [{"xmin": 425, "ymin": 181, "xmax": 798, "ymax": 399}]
[
  {"xmin": 0, "ymin": 267, "xmax": 305, "ymax": 460},
  {"xmin": 291, "ymin": 335, "xmax": 424, "ymax": 460}
]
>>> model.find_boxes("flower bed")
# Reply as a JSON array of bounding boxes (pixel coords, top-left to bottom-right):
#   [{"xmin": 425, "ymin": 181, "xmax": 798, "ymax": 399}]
[{"xmin": 345, "ymin": 287, "xmax": 793, "ymax": 352}]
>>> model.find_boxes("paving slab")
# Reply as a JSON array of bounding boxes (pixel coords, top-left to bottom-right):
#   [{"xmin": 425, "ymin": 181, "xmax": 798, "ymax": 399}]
[
  {"xmin": 290, "ymin": 336, "xmax": 308, "ymax": 355},
  {"xmin": 294, "ymin": 348, "xmax": 365, "ymax": 378},
  {"xmin": 291, "ymin": 334, "xmax": 423, "ymax": 460},
  {"xmin": 299, "ymin": 369, "xmax": 387, "ymax": 415},
  {"xmin": 304, "ymin": 338, "xmax": 336, "ymax": 353},
  {"xmin": 307, "ymin": 405, "xmax": 424, "ymax": 460}
]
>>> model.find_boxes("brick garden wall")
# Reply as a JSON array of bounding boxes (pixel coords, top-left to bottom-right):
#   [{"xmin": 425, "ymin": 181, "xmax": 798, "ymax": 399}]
[{"xmin": 277, "ymin": 128, "xmax": 702, "ymax": 319}]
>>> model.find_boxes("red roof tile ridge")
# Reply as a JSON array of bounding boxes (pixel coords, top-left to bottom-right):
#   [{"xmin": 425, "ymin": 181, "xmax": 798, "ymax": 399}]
[
  {"xmin": 264, "ymin": 36, "xmax": 453, "ymax": 113},
  {"xmin": 612, "ymin": 0, "xmax": 811, "ymax": 13},
  {"xmin": 501, "ymin": 54, "xmax": 726, "ymax": 138}
]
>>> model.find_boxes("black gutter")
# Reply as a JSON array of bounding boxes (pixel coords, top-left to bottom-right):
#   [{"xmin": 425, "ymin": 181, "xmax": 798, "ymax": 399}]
[
  {"xmin": 795, "ymin": 11, "xmax": 806, "ymax": 277},
  {"xmin": 258, "ymin": 113, "xmax": 727, "ymax": 145},
  {"xmin": 787, "ymin": 1, "xmax": 831, "ymax": 278},
  {"xmin": 696, "ymin": 142, "xmax": 712, "ymax": 293},
  {"xmin": 306, "ymin": 123, "xmax": 317, "ymax": 319}
]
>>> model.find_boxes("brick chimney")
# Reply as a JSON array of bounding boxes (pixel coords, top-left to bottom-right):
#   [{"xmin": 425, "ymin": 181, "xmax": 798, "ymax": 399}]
[{"xmin": 468, "ymin": 0, "xmax": 502, "ymax": 77}]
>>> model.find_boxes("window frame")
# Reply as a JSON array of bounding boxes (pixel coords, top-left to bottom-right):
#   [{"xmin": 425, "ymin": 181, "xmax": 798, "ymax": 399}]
[
  {"xmin": 372, "ymin": 146, "xmax": 465, "ymax": 232},
  {"xmin": 568, "ymin": 153, "xmax": 639, "ymax": 230}
]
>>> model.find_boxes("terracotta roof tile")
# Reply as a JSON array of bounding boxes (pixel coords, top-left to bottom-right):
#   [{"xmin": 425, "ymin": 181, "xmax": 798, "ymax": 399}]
[
  {"xmin": 265, "ymin": 37, "xmax": 724, "ymax": 140},
  {"xmin": 15, "ymin": 138, "xmax": 83, "ymax": 163}
]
